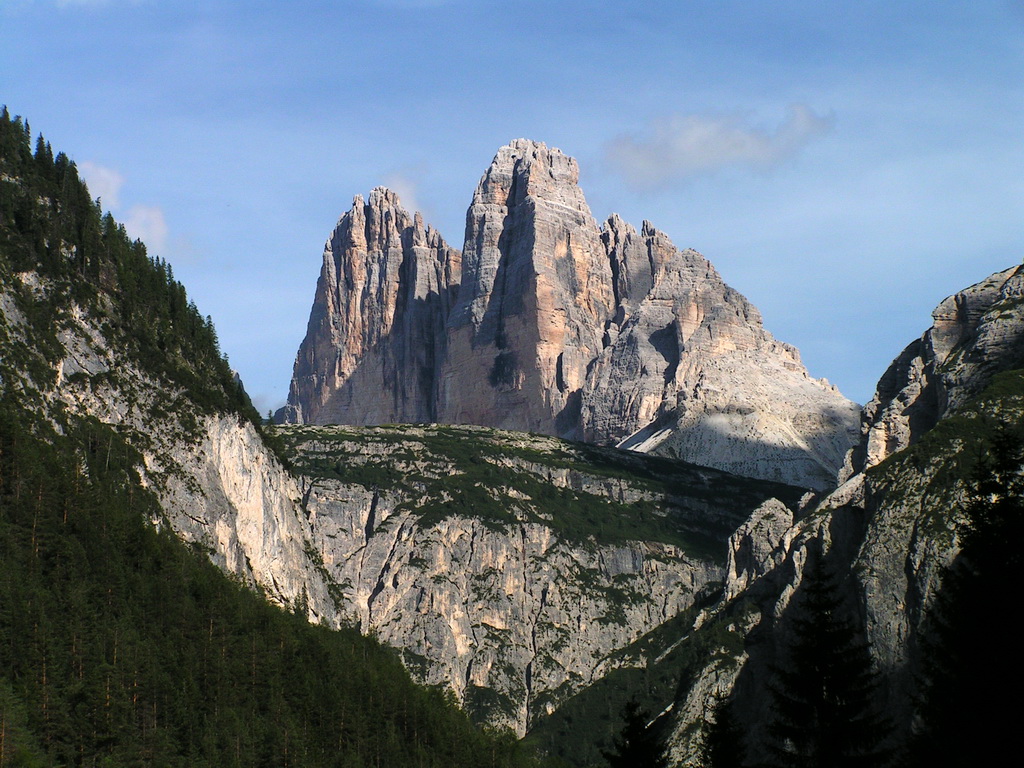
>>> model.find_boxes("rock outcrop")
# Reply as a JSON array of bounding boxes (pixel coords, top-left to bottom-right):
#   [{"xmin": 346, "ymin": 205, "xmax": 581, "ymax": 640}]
[
  {"xmin": 279, "ymin": 187, "xmax": 460, "ymax": 425},
  {"xmin": 601, "ymin": 263, "xmax": 1024, "ymax": 763},
  {"xmin": 723, "ymin": 497, "xmax": 795, "ymax": 601},
  {"xmin": 281, "ymin": 140, "xmax": 860, "ymax": 491},
  {"xmin": 438, "ymin": 140, "xmax": 615, "ymax": 437},
  {"xmin": 274, "ymin": 423, "xmax": 805, "ymax": 735},
  {"xmin": 2, "ymin": 270, "xmax": 341, "ymax": 627},
  {"xmin": 587, "ymin": 214, "xmax": 859, "ymax": 491},
  {"xmin": 843, "ymin": 264, "xmax": 1024, "ymax": 478}
]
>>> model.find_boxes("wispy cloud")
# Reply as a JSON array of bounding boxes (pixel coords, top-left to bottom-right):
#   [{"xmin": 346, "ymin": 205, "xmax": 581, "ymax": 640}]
[
  {"xmin": 78, "ymin": 161, "xmax": 125, "ymax": 209},
  {"xmin": 383, "ymin": 162, "xmax": 437, "ymax": 223},
  {"xmin": 383, "ymin": 172, "xmax": 423, "ymax": 218},
  {"xmin": 605, "ymin": 104, "xmax": 834, "ymax": 189},
  {"xmin": 123, "ymin": 205, "xmax": 168, "ymax": 254},
  {"xmin": 78, "ymin": 161, "xmax": 169, "ymax": 255}
]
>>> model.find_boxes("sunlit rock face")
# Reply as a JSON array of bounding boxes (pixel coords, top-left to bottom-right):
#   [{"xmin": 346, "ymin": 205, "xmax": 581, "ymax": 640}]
[
  {"xmin": 278, "ymin": 187, "xmax": 460, "ymax": 426},
  {"xmin": 438, "ymin": 139, "xmax": 616, "ymax": 438},
  {"xmin": 282, "ymin": 140, "xmax": 860, "ymax": 490},
  {"xmin": 274, "ymin": 423, "xmax": 804, "ymax": 735},
  {"xmin": 1, "ymin": 273, "xmax": 340, "ymax": 627},
  {"xmin": 584, "ymin": 213, "xmax": 859, "ymax": 491},
  {"xmin": 842, "ymin": 264, "xmax": 1024, "ymax": 479}
]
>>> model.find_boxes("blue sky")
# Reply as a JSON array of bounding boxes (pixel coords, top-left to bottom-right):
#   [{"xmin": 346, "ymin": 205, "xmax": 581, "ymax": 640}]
[{"xmin": 2, "ymin": 0, "xmax": 1022, "ymax": 413}]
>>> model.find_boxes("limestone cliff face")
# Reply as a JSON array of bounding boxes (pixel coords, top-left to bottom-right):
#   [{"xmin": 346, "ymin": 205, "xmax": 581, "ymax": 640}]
[
  {"xmin": 835, "ymin": 265, "xmax": 1024, "ymax": 709},
  {"xmin": 622, "ymin": 263, "xmax": 1024, "ymax": 763},
  {"xmin": 816, "ymin": 266, "xmax": 1024, "ymax": 686},
  {"xmin": 439, "ymin": 139, "xmax": 615, "ymax": 436},
  {"xmin": 2, "ymin": 271, "xmax": 341, "ymax": 626},
  {"xmin": 309, "ymin": 497, "xmax": 705, "ymax": 735},
  {"xmin": 587, "ymin": 215, "xmax": 860, "ymax": 491},
  {"xmin": 285, "ymin": 140, "xmax": 859, "ymax": 491},
  {"xmin": 275, "ymin": 423, "xmax": 804, "ymax": 736},
  {"xmin": 279, "ymin": 187, "xmax": 460, "ymax": 425},
  {"xmin": 843, "ymin": 264, "xmax": 1024, "ymax": 478},
  {"xmin": 722, "ymin": 497, "xmax": 795, "ymax": 602}
]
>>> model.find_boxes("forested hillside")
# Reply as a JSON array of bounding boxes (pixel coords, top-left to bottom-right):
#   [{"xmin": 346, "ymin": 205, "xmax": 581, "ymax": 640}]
[{"xmin": 0, "ymin": 107, "xmax": 533, "ymax": 767}]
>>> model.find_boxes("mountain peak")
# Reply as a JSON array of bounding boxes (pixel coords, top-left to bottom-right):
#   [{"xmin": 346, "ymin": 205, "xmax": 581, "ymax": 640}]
[
  {"xmin": 284, "ymin": 141, "xmax": 860, "ymax": 489},
  {"xmin": 367, "ymin": 185, "xmax": 404, "ymax": 210},
  {"xmin": 474, "ymin": 139, "xmax": 582, "ymax": 208},
  {"xmin": 278, "ymin": 185, "xmax": 458, "ymax": 426},
  {"xmin": 495, "ymin": 137, "xmax": 563, "ymax": 165}
]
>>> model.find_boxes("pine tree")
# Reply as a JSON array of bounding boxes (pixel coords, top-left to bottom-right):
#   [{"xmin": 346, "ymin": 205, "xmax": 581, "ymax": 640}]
[
  {"xmin": 764, "ymin": 545, "xmax": 891, "ymax": 768},
  {"xmin": 907, "ymin": 426, "xmax": 1024, "ymax": 766},
  {"xmin": 602, "ymin": 699, "xmax": 670, "ymax": 768},
  {"xmin": 703, "ymin": 696, "xmax": 746, "ymax": 768}
]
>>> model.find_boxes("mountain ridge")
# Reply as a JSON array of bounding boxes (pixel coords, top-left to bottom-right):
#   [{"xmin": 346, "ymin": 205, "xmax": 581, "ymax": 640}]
[
  {"xmin": 615, "ymin": 262, "xmax": 1024, "ymax": 765},
  {"xmin": 280, "ymin": 139, "xmax": 860, "ymax": 491},
  {"xmin": 1, "ymin": 113, "xmax": 815, "ymax": 746},
  {"xmin": 270, "ymin": 421, "xmax": 808, "ymax": 734},
  {"xmin": 7, "ymin": 108, "xmax": 1020, "ymax": 766},
  {"xmin": 0, "ymin": 109, "xmax": 533, "ymax": 767}
]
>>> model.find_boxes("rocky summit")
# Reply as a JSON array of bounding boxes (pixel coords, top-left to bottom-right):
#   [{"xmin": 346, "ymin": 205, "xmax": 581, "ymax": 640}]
[
  {"xmin": 279, "ymin": 139, "xmax": 860, "ymax": 490},
  {"xmin": 277, "ymin": 187, "xmax": 461, "ymax": 426},
  {"xmin": 842, "ymin": 263, "xmax": 1024, "ymax": 479}
]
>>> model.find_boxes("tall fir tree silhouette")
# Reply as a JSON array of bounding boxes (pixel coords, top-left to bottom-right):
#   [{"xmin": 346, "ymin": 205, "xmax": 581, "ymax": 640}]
[
  {"xmin": 764, "ymin": 544, "xmax": 891, "ymax": 767},
  {"xmin": 602, "ymin": 699, "xmax": 670, "ymax": 768},
  {"xmin": 907, "ymin": 426, "xmax": 1024, "ymax": 766},
  {"xmin": 703, "ymin": 696, "xmax": 746, "ymax": 768}
]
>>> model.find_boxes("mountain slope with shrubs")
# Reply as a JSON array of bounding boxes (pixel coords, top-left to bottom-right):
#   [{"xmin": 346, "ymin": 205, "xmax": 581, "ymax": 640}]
[{"xmin": 0, "ymin": 107, "xmax": 534, "ymax": 768}]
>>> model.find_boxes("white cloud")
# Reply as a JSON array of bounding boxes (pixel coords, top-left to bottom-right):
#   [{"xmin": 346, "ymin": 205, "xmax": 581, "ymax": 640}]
[
  {"xmin": 605, "ymin": 104, "xmax": 834, "ymax": 188},
  {"xmin": 383, "ymin": 172, "xmax": 423, "ymax": 218},
  {"xmin": 123, "ymin": 205, "xmax": 168, "ymax": 255},
  {"xmin": 77, "ymin": 161, "xmax": 169, "ymax": 255},
  {"xmin": 78, "ymin": 161, "xmax": 124, "ymax": 209}
]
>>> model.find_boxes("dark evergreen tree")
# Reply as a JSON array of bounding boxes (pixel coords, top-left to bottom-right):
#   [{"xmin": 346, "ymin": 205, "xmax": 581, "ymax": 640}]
[
  {"xmin": 602, "ymin": 699, "xmax": 670, "ymax": 768},
  {"xmin": 703, "ymin": 696, "xmax": 746, "ymax": 768},
  {"xmin": 906, "ymin": 426, "xmax": 1024, "ymax": 767},
  {"xmin": 763, "ymin": 546, "xmax": 891, "ymax": 768},
  {"xmin": 0, "ymin": 107, "xmax": 538, "ymax": 768}
]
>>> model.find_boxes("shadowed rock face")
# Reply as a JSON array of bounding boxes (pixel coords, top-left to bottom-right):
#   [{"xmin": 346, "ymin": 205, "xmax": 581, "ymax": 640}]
[
  {"xmin": 842, "ymin": 264, "xmax": 1024, "ymax": 479},
  {"xmin": 278, "ymin": 187, "xmax": 460, "ymax": 425},
  {"xmin": 438, "ymin": 139, "xmax": 615, "ymax": 437},
  {"xmin": 586, "ymin": 215, "xmax": 859, "ymax": 491},
  {"xmin": 281, "ymin": 139, "xmax": 860, "ymax": 490},
  {"xmin": 651, "ymin": 263, "xmax": 1024, "ymax": 763}
]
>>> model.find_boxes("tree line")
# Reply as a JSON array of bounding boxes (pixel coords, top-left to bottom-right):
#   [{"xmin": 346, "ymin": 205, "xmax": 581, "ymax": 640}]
[
  {"xmin": 0, "ymin": 107, "xmax": 537, "ymax": 767},
  {"xmin": 603, "ymin": 425, "xmax": 1024, "ymax": 768},
  {"xmin": 0, "ymin": 105, "xmax": 257, "ymax": 423}
]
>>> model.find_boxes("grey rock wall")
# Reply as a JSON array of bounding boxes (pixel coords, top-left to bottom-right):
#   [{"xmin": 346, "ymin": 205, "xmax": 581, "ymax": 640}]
[
  {"xmin": 283, "ymin": 140, "xmax": 860, "ymax": 491},
  {"xmin": 439, "ymin": 139, "xmax": 615, "ymax": 437},
  {"xmin": 3, "ymin": 271, "xmax": 340, "ymax": 626},
  {"xmin": 843, "ymin": 264, "xmax": 1024, "ymax": 478},
  {"xmin": 278, "ymin": 187, "xmax": 460, "ymax": 425},
  {"xmin": 653, "ymin": 263, "xmax": 1024, "ymax": 762},
  {"xmin": 276, "ymin": 423, "xmax": 803, "ymax": 735},
  {"xmin": 587, "ymin": 214, "xmax": 860, "ymax": 491}
]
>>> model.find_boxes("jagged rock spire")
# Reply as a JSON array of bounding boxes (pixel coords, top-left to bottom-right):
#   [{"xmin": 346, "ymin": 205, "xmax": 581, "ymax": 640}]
[
  {"xmin": 438, "ymin": 139, "xmax": 615, "ymax": 437},
  {"xmin": 281, "ymin": 141, "xmax": 860, "ymax": 489},
  {"xmin": 277, "ymin": 187, "xmax": 460, "ymax": 425}
]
